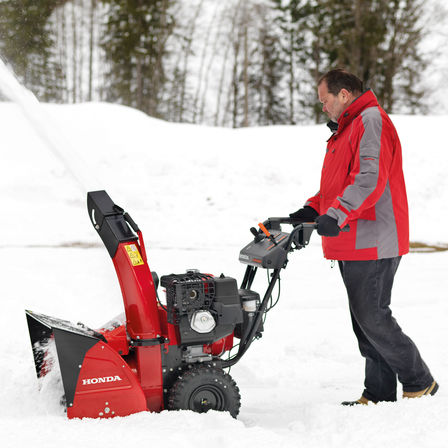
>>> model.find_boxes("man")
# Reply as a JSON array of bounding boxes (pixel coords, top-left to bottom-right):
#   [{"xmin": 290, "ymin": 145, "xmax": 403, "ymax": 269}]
[{"xmin": 290, "ymin": 68, "xmax": 438, "ymax": 405}]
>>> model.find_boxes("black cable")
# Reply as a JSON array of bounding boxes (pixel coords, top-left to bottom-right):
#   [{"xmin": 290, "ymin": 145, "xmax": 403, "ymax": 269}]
[
  {"xmin": 263, "ymin": 269, "xmax": 281, "ymax": 319},
  {"xmin": 156, "ymin": 289, "xmax": 167, "ymax": 311},
  {"xmin": 224, "ymin": 342, "xmax": 240, "ymax": 373},
  {"xmin": 266, "ymin": 278, "xmax": 281, "ymax": 312}
]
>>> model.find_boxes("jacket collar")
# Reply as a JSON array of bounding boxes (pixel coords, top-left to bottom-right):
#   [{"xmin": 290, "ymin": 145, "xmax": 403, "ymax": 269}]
[
  {"xmin": 326, "ymin": 120, "xmax": 339, "ymax": 133},
  {"xmin": 336, "ymin": 89, "xmax": 379, "ymax": 133}
]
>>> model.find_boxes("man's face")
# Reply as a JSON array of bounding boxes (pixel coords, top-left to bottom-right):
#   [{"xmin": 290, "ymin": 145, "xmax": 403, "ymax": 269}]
[{"xmin": 318, "ymin": 81, "xmax": 351, "ymax": 122}]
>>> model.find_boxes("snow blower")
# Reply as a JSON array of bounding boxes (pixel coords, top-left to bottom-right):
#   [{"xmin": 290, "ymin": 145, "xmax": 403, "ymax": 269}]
[{"xmin": 26, "ymin": 190, "xmax": 317, "ymax": 419}]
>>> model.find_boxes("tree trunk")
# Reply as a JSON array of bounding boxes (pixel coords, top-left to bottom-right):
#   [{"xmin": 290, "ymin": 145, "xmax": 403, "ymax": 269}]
[
  {"xmin": 214, "ymin": 0, "xmax": 242, "ymax": 126},
  {"xmin": 179, "ymin": 0, "xmax": 204, "ymax": 122},
  {"xmin": 88, "ymin": 0, "xmax": 95, "ymax": 101},
  {"xmin": 242, "ymin": 3, "xmax": 249, "ymax": 127},
  {"xmin": 192, "ymin": 1, "xmax": 220, "ymax": 123},
  {"xmin": 288, "ymin": 26, "xmax": 295, "ymax": 124},
  {"xmin": 71, "ymin": 1, "xmax": 77, "ymax": 102},
  {"xmin": 231, "ymin": 35, "xmax": 241, "ymax": 128}
]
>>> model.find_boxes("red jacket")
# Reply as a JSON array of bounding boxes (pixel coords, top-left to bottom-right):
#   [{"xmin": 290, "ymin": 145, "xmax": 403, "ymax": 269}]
[{"xmin": 306, "ymin": 90, "xmax": 409, "ymax": 260}]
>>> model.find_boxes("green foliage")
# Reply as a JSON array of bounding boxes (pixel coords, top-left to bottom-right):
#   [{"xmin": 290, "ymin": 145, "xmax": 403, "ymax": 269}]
[
  {"xmin": 0, "ymin": 0, "xmax": 430, "ymax": 122},
  {"xmin": 101, "ymin": 0, "xmax": 175, "ymax": 117},
  {"xmin": 0, "ymin": 0, "xmax": 64, "ymax": 101},
  {"xmin": 270, "ymin": 0, "xmax": 314, "ymax": 123},
  {"xmin": 299, "ymin": 0, "xmax": 426, "ymax": 117},
  {"xmin": 243, "ymin": 3, "xmax": 289, "ymax": 126}
]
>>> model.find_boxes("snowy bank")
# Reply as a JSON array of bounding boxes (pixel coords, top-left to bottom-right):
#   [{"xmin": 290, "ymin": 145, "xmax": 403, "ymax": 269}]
[{"xmin": 0, "ymin": 102, "xmax": 447, "ymax": 448}]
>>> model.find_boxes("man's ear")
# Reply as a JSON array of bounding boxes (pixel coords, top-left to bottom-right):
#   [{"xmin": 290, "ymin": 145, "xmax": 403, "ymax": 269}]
[{"xmin": 338, "ymin": 88, "xmax": 351, "ymax": 104}]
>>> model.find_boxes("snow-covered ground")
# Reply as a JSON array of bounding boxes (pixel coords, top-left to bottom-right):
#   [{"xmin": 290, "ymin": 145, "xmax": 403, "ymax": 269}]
[{"xmin": 1, "ymin": 89, "xmax": 447, "ymax": 445}]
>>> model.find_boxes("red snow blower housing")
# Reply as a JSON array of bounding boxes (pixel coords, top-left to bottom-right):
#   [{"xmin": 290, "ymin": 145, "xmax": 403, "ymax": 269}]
[{"xmin": 26, "ymin": 190, "xmax": 316, "ymax": 419}]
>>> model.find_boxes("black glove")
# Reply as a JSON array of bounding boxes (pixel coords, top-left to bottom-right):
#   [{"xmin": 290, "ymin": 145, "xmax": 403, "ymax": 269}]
[
  {"xmin": 316, "ymin": 214, "xmax": 341, "ymax": 237},
  {"xmin": 289, "ymin": 206, "xmax": 319, "ymax": 222}
]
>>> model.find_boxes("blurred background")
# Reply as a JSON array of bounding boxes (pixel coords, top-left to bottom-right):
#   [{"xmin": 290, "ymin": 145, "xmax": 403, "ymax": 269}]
[{"xmin": 1, "ymin": 0, "xmax": 447, "ymax": 128}]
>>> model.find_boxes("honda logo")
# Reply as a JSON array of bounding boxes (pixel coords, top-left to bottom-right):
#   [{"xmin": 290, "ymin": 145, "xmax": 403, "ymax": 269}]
[{"xmin": 82, "ymin": 375, "xmax": 122, "ymax": 385}]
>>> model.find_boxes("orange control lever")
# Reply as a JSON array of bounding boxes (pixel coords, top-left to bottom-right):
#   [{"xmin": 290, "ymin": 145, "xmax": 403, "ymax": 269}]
[
  {"xmin": 258, "ymin": 222, "xmax": 277, "ymax": 245},
  {"xmin": 258, "ymin": 222, "xmax": 271, "ymax": 237}
]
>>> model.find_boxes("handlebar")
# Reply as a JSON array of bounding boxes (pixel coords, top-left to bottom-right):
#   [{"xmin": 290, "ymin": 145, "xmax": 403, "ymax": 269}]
[
  {"xmin": 259, "ymin": 216, "xmax": 349, "ymax": 251},
  {"xmin": 263, "ymin": 217, "xmax": 350, "ymax": 233},
  {"xmin": 258, "ymin": 219, "xmax": 317, "ymax": 251}
]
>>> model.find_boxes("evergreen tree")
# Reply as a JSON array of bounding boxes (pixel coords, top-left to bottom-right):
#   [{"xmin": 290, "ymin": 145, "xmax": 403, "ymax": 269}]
[
  {"xmin": 251, "ymin": 2, "xmax": 288, "ymax": 125},
  {"xmin": 0, "ymin": 0, "xmax": 64, "ymax": 101},
  {"xmin": 311, "ymin": 0, "xmax": 426, "ymax": 115},
  {"xmin": 101, "ymin": 0, "xmax": 175, "ymax": 118},
  {"xmin": 271, "ymin": 0, "xmax": 315, "ymax": 123},
  {"xmin": 377, "ymin": 0, "xmax": 426, "ymax": 113},
  {"xmin": 0, "ymin": 0, "xmax": 431, "ymax": 121},
  {"xmin": 224, "ymin": 0, "xmax": 288, "ymax": 127}
]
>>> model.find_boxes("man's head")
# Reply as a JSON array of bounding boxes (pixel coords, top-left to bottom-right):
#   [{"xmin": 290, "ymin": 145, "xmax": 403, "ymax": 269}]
[{"xmin": 317, "ymin": 69, "xmax": 363, "ymax": 122}]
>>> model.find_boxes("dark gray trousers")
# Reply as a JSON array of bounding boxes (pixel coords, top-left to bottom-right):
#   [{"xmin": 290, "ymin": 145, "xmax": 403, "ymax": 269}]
[{"xmin": 338, "ymin": 257, "xmax": 433, "ymax": 402}]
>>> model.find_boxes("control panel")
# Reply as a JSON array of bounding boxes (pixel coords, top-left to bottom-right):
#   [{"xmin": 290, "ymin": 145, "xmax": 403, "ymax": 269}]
[{"xmin": 239, "ymin": 230, "xmax": 290, "ymax": 269}]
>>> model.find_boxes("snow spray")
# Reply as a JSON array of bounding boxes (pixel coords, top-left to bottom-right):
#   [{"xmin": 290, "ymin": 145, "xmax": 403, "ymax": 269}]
[
  {"xmin": 0, "ymin": 57, "xmax": 101, "ymax": 194},
  {"xmin": 34, "ymin": 339, "xmax": 66, "ymax": 415}
]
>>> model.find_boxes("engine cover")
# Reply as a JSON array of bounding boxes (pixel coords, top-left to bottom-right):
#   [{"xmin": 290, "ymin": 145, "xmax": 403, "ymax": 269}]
[{"xmin": 160, "ymin": 271, "xmax": 243, "ymax": 345}]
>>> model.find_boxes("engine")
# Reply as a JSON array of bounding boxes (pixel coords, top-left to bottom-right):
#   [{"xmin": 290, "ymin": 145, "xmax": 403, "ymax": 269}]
[{"xmin": 160, "ymin": 270, "xmax": 245, "ymax": 346}]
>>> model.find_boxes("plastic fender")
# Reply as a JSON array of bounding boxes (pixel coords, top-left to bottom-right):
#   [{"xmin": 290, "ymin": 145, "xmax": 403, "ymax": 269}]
[{"xmin": 68, "ymin": 341, "xmax": 147, "ymax": 419}]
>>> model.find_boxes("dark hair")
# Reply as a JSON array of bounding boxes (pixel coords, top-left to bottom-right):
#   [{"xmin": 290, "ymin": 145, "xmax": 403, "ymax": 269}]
[{"xmin": 318, "ymin": 69, "xmax": 363, "ymax": 96}]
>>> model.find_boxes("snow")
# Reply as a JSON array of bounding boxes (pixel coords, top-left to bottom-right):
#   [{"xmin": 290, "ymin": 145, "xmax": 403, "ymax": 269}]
[{"xmin": 1, "ymin": 66, "xmax": 448, "ymax": 447}]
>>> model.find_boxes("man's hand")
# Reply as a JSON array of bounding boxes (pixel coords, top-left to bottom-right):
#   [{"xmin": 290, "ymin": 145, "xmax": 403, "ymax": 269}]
[
  {"xmin": 316, "ymin": 214, "xmax": 341, "ymax": 237},
  {"xmin": 289, "ymin": 206, "xmax": 319, "ymax": 222}
]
